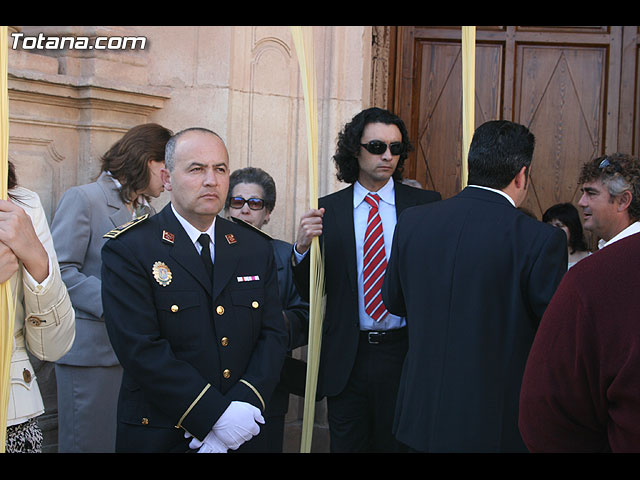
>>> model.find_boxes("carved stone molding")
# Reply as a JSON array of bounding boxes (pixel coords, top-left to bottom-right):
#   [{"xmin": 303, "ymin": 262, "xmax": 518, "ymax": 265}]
[{"xmin": 371, "ymin": 26, "xmax": 392, "ymax": 109}]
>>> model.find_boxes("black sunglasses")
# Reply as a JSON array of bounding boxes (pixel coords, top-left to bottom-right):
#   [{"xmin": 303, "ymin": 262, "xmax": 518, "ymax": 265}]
[
  {"xmin": 360, "ymin": 140, "xmax": 404, "ymax": 156},
  {"xmin": 229, "ymin": 196, "xmax": 265, "ymax": 210}
]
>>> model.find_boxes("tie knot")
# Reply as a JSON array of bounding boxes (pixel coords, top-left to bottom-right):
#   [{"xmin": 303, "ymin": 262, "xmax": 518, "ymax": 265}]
[
  {"xmin": 197, "ymin": 233, "xmax": 211, "ymax": 248},
  {"xmin": 365, "ymin": 193, "xmax": 381, "ymax": 208}
]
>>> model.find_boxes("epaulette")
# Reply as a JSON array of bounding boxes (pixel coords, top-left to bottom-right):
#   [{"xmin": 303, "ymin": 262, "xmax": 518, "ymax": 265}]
[
  {"xmin": 103, "ymin": 214, "xmax": 149, "ymax": 239},
  {"xmin": 229, "ymin": 216, "xmax": 273, "ymax": 240}
]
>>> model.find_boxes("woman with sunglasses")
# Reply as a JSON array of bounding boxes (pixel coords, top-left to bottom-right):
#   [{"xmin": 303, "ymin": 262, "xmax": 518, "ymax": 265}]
[{"xmin": 225, "ymin": 166, "xmax": 309, "ymax": 453}]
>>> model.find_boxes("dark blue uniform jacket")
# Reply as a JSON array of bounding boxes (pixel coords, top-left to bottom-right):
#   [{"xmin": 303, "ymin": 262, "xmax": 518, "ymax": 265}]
[{"xmin": 101, "ymin": 204, "xmax": 287, "ymax": 452}]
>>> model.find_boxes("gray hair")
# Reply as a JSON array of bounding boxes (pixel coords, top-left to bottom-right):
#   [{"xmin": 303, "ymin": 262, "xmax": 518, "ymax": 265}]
[
  {"xmin": 605, "ymin": 174, "xmax": 634, "ymax": 198},
  {"xmin": 226, "ymin": 167, "xmax": 277, "ymax": 213}
]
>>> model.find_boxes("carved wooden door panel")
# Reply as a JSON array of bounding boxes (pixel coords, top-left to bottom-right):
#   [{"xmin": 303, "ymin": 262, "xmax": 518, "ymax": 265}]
[{"xmin": 391, "ymin": 26, "xmax": 640, "ymax": 221}]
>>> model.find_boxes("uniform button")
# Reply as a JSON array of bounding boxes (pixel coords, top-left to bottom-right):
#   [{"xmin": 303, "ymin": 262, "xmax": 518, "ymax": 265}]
[
  {"xmin": 29, "ymin": 317, "xmax": 41, "ymax": 326},
  {"xmin": 251, "ymin": 301, "xmax": 259, "ymax": 309},
  {"xmin": 223, "ymin": 369, "xmax": 231, "ymax": 378},
  {"xmin": 216, "ymin": 305, "xmax": 225, "ymax": 315},
  {"xmin": 171, "ymin": 305, "xmax": 179, "ymax": 312},
  {"xmin": 22, "ymin": 369, "xmax": 32, "ymax": 383},
  {"xmin": 221, "ymin": 337, "xmax": 229, "ymax": 347},
  {"xmin": 141, "ymin": 417, "xmax": 149, "ymax": 425}
]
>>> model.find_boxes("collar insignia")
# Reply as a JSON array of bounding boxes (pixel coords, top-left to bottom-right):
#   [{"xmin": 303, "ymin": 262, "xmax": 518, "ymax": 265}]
[{"xmin": 162, "ymin": 230, "xmax": 175, "ymax": 244}]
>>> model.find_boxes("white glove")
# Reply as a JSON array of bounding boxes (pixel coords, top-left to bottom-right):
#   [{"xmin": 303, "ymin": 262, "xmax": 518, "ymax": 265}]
[
  {"xmin": 184, "ymin": 430, "xmax": 227, "ymax": 453},
  {"xmin": 213, "ymin": 401, "xmax": 264, "ymax": 450}
]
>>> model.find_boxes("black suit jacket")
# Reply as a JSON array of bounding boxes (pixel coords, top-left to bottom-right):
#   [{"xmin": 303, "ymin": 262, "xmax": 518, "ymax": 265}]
[
  {"xmin": 101, "ymin": 204, "xmax": 287, "ymax": 452},
  {"xmin": 382, "ymin": 186, "xmax": 568, "ymax": 452},
  {"xmin": 293, "ymin": 181, "xmax": 441, "ymax": 398}
]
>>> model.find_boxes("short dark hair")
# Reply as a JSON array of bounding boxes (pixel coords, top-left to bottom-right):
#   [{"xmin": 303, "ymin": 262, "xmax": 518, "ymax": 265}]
[
  {"xmin": 226, "ymin": 167, "xmax": 276, "ymax": 213},
  {"xmin": 164, "ymin": 127, "xmax": 222, "ymax": 172},
  {"xmin": 542, "ymin": 203, "xmax": 589, "ymax": 254},
  {"xmin": 333, "ymin": 107, "xmax": 412, "ymax": 184},
  {"xmin": 467, "ymin": 120, "xmax": 535, "ymax": 190},
  {"xmin": 578, "ymin": 153, "xmax": 640, "ymax": 222},
  {"xmin": 100, "ymin": 123, "xmax": 173, "ymax": 206}
]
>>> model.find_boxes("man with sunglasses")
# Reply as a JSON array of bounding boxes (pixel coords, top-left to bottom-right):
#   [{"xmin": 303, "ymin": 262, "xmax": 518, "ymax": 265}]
[
  {"xmin": 292, "ymin": 107, "xmax": 441, "ymax": 452},
  {"xmin": 101, "ymin": 128, "xmax": 287, "ymax": 453},
  {"xmin": 382, "ymin": 120, "xmax": 567, "ymax": 452},
  {"xmin": 576, "ymin": 153, "xmax": 640, "ymax": 250},
  {"xmin": 225, "ymin": 166, "xmax": 309, "ymax": 452}
]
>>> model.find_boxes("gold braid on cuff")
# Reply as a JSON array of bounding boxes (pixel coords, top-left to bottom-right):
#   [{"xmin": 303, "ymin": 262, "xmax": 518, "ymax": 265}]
[
  {"xmin": 175, "ymin": 383, "xmax": 211, "ymax": 429},
  {"xmin": 239, "ymin": 379, "xmax": 265, "ymax": 411}
]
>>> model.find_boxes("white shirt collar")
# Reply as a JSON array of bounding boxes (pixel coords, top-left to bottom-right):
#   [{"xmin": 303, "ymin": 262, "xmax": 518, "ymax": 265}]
[
  {"xmin": 170, "ymin": 203, "xmax": 216, "ymax": 248},
  {"xmin": 598, "ymin": 221, "xmax": 640, "ymax": 249},
  {"xmin": 353, "ymin": 177, "xmax": 396, "ymax": 208},
  {"xmin": 107, "ymin": 171, "xmax": 150, "ymax": 212},
  {"xmin": 468, "ymin": 184, "xmax": 516, "ymax": 207}
]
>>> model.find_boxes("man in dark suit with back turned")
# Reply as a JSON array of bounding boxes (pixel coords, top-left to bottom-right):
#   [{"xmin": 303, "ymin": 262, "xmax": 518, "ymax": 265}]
[
  {"xmin": 382, "ymin": 120, "xmax": 567, "ymax": 452},
  {"xmin": 293, "ymin": 107, "xmax": 441, "ymax": 452},
  {"xmin": 101, "ymin": 128, "xmax": 287, "ymax": 453}
]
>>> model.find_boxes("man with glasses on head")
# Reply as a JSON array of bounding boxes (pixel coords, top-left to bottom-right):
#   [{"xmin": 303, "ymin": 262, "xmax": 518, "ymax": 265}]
[
  {"xmin": 519, "ymin": 153, "xmax": 640, "ymax": 452},
  {"xmin": 225, "ymin": 166, "xmax": 309, "ymax": 453},
  {"xmin": 292, "ymin": 107, "xmax": 441, "ymax": 452},
  {"xmin": 576, "ymin": 153, "xmax": 640, "ymax": 249}
]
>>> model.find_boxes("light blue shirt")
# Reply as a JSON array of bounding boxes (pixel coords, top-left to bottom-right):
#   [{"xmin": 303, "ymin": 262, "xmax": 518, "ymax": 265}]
[
  {"xmin": 171, "ymin": 203, "xmax": 215, "ymax": 264},
  {"xmin": 294, "ymin": 178, "xmax": 405, "ymax": 331},
  {"xmin": 353, "ymin": 178, "xmax": 405, "ymax": 331}
]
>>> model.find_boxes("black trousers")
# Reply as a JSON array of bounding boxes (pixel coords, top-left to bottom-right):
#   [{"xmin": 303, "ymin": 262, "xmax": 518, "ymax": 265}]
[{"xmin": 326, "ymin": 328, "xmax": 408, "ymax": 453}]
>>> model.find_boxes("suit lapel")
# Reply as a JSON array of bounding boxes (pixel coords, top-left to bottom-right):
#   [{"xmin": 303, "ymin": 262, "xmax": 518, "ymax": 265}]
[
  {"xmin": 331, "ymin": 185, "xmax": 358, "ymax": 292},
  {"xmin": 96, "ymin": 172, "xmax": 134, "ymax": 228},
  {"xmin": 394, "ymin": 181, "xmax": 413, "ymax": 215},
  {"xmin": 160, "ymin": 206, "xmax": 213, "ymax": 295}
]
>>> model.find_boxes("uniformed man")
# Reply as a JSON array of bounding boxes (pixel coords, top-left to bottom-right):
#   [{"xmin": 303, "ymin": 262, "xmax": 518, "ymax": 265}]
[{"xmin": 101, "ymin": 127, "xmax": 288, "ymax": 453}]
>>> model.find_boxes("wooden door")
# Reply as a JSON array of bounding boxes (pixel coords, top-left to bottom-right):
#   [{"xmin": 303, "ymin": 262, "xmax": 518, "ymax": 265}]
[{"xmin": 390, "ymin": 26, "xmax": 640, "ymax": 221}]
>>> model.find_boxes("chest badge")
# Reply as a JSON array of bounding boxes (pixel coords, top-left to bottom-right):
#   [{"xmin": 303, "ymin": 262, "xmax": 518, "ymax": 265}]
[
  {"xmin": 225, "ymin": 233, "xmax": 237, "ymax": 245},
  {"xmin": 152, "ymin": 261, "xmax": 172, "ymax": 287}
]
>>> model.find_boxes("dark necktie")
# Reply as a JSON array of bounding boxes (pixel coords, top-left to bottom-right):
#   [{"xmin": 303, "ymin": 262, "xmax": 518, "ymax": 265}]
[{"xmin": 197, "ymin": 233, "xmax": 213, "ymax": 280}]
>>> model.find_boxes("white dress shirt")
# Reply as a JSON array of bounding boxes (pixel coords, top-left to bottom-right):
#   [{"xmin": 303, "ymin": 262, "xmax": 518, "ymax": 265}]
[
  {"xmin": 468, "ymin": 184, "xmax": 516, "ymax": 207},
  {"xmin": 171, "ymin": 204, "xmax": 215, "ymax": 263},
  {"xmin": 353, "ymin": 178, "xmax": 405, "ymax": 331},
  {"xmin": 293, "ymin": 178, "xmax": 405, "ymax": 331}
]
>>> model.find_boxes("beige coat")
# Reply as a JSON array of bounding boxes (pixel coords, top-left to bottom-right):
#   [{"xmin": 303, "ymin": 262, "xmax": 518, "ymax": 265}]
[{"xmin": 7, "ymin": 187, "xmax": 75, "ymax": 426}]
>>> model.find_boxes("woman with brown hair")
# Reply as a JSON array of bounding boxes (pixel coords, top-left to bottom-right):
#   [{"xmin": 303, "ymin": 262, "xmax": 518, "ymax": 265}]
[{"xmin": 50, "ymin": 123, "xmax": 172, "ymax": 452}]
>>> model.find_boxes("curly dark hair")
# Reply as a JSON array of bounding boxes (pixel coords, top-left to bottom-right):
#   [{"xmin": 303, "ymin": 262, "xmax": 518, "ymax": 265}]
[
  {"xmin": 333, "ymin": 107, "xmax": 412, "ymax": 184},
  {"xmin": 226, "ymin": 167, "xmax": 276, "ymax": 213},
  {"xmin": 542, "ymin": 203, "xmax": 589, "ymax": 254},
  {"xmin": 578, "ymin": 153, "xmax": 640, "ymax": 222},
  {"xmin": 100, "ymin": 123, "xmax": 173, "ymax": 207}
]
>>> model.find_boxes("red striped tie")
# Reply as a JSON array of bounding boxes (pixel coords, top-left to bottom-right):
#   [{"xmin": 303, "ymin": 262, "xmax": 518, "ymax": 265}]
[{"xmin": 363, "ymin": 193, "xmax": 388, "ymax": 322}]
